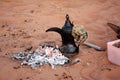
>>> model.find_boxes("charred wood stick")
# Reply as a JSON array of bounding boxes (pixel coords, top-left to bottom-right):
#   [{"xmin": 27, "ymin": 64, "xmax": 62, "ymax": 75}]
[
  {"xmin": 83, "ymin": 42, "xmax": 106, "ymax": 51},
  {"xmin": 107, "ymin": 23, "xmax": 120, "ymax": 34}
]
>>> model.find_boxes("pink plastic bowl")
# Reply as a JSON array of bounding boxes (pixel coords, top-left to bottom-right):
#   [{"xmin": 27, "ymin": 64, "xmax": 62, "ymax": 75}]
[{"xmin": 107, "ymin": 39, "xmax": 120, "ymax": 66}]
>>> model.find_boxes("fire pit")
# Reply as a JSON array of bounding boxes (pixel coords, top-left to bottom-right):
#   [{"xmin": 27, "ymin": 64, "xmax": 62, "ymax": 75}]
[{"xmin": 12, "ymin": 45, "xmax": 69, "ymax": 69}]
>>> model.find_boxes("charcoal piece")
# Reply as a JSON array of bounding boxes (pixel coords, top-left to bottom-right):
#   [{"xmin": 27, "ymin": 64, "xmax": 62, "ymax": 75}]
[
  {"xmin": 12, "ymin": 52, "xmax": 27, "ymax": 60},
  {"xmin": 107, "ymin": 23, "xmax": 120, "ymax": 39},
  {"xmin": 24, "ymin": 46, "xmax": 33, "ymax": 52}
]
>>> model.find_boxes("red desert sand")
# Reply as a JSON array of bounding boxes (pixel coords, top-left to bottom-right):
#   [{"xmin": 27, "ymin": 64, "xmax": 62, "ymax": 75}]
[{"xmin": 0, "ymin": 0, "xmax": 120, "ymax": 80}]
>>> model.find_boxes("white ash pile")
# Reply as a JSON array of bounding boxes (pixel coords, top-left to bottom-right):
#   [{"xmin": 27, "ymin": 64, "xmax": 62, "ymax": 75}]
[{"xmin": 12, "ymin": 45, "xmax": 69, "ymax": 69}]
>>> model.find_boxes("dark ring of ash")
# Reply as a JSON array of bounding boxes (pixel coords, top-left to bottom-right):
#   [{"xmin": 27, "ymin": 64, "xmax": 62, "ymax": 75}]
[{"xmin": 12, "ymin": 45, "xmax": 69, "ymax": 69}]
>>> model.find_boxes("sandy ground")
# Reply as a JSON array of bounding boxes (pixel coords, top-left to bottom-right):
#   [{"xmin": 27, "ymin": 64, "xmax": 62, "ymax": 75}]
[{"xmin": 0, "ymin": 0, "xmax": 120, "ymax": 80}]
